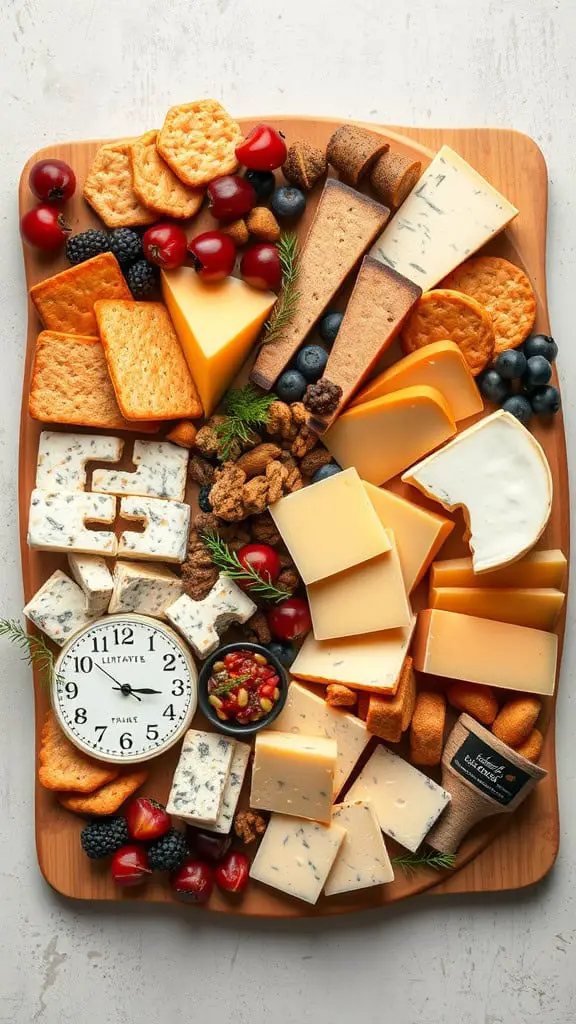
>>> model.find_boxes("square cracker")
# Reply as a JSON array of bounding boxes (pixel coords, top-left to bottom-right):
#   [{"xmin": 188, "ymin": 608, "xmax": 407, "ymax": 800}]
[
  {"xmin": 29, "ymin": 331, "xmax": 158, "ymax": 432},
  {"xmin": 83, "ymin": 141, "xmax": 157, "ymax": 228},
  {"xmin": 95, "ymin": 299, "xmax": 203, "ymax": 420},
  {"xmin": 30, "ymin": 252, "xmax": 131, "ymax": 336},
  {"xmin": 157, "ymin": 99, "xmax": 242, "ymax": 187},
  {"xmin": 38, "ymin": 710, "xmax": 119, "ymax": 793},
  {"xmin": 58, "ymin": 770, "xmax": 148, "ymax": 816},
  {"xmin": 130, "ymin": 130, "xmax": 204, "ymax": 219}
]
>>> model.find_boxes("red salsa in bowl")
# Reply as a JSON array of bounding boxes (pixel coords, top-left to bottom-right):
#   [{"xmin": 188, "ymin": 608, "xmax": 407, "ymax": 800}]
[{"xmin": 198, "ymin": 642, "xmax": 288, "ymax": 737}]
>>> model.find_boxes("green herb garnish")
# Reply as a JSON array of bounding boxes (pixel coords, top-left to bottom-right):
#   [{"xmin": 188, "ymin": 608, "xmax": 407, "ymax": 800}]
[
  {"xmin": 260, "ymin": 233, "xmax": 301, "ymax": 346},
  {"xmin": 392, "ymin": 847, "xmax": 457, "ymax": 878},
  {"xmin": 201, "ymin": 531, "xmax": 291, "ymax": 604},
  {"xmin": 215, "ymin": 385, "xmax": 277, "ymax": 461},
  {"xmin": 0, "ymin": 618, "xmax": 59, "ymax": 690},
  {"xmin": 211, "ymin": 674, "xmax": 252, "ymax": 697}
]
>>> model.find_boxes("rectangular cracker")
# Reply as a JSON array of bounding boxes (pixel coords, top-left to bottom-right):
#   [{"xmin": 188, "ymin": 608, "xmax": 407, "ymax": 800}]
[
  {"xmin": 39, "ymin": 711, "xmax": 119, "ymax": 793},
  {"xmin": 58, "ymin": 770, "xmax": 148, "ymax": 815},
  {"xmin": 30, "ymin": 253, "xmax": 132, "ymax": 336}
]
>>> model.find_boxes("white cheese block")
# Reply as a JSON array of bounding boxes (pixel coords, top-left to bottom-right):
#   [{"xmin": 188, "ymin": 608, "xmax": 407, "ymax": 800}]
[
  {"xmin": 166, "ymin": 729, "xmax": 235, "ymax": 824},
  {"xmin": 92, "ymin": 440, "xmax": 189, "ymax": 502},
  {"xmin": 290, "ymin": 619, "xmax": 415, "ymax": 694},
  {"xmin": 370, "ymin": 145, "xmax": 518, "ymax": 291},
  {"xmin": 165, "ymin": 576, "xmax": 256, "ymax": 659},
  {"xmin": 324, "ymin": 800, "xmax": 395, "ymax": 895},
  {"xmin": 182, "ymin": 741, "xmax": 251, "ymax": 834},
  {"xmin": 250, "ymin": 814, "xmax": 346, "ymax": 905},
  {"xmin": 35, "ymin": 431, "xmax": 123, "ymax": 492},
  {"xmin": 28, "ymin": 490, "xmax": 118, "ymax": 556},
  {"xmin": 347, "ymin": 746, "xmax": 451, "ymax": 852},
  {"xmin": 118, "ymin": 496, "xmax": 190, "ymax": 563},
  {"xmin": 250, "ymin": 731, "xmax": 337, "ymax": 823},
  {"xmin": 23, "ymin": 569, "xmax": 99, "ymax": 645},
  {"xmin": 268, "ymin": 682, "xmax": 369, "ymax": 795},
  {"xmin": 67, "ymin": 554, "xmax": 114, "ymax": 615},
  {"xmin": 108, "ymin": 560, "xmax": 184, "ymax": 618},
  {"xmin": 402, "ymin": 410, "xmax": 553, "ymax": 573}
]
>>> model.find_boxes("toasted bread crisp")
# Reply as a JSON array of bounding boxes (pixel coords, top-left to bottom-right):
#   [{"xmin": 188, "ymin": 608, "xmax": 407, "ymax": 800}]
[
  {"xmin": 29, "ymin": 332, "xmax": 158, "ymax": 432},
  {"xmin": 30, "ymin": 252, "xmax": 131, "ymax": 336},
  {"xmin": 370, "ymin": 150, "xmax": 422, "ymax": 208},
  {"xmin": 410, "ymin": 691, "xmax": 446, "ymax": 766},
  {"xmin": 157, "ymin": 99, "xmax": 242, "ymax": 187},
  {"xmin": 446, "ymin": 681, "xmax": 499, "ymax": 725},
  {"xmin": 441, "ymin": 256, "xmax": 536, "ymax": 354},
  {"xmin": 327, "ymin": 125, "xmax": 389, "ymax": 186},
  {"xmin": 83, "ymin": 141, "xmax": 156, "ymax": 228},
  {"xmin": 366, "ymin": 655, "xmax": 416, "ymax": 743},
  {"xmin": 95, "ymin": 299, "xmax": 202, "ymax": 420},
  {"xmin": 39, "ymin": 711, "xmax": 119, "ymax": 793},
  {"xmin": 130, "ymin": 130, "xmax": 205, "ymax": 219},
  {"xmin": 402, "ymin": 289, "xmax": 495, "ymax": 375},
  {"xmin": 58, "ymin": 770, "xmax": 148, "ymax": 816},
  {"xmin": 491, "ymin": 697, "xmax": 542, "ymax": 747}
]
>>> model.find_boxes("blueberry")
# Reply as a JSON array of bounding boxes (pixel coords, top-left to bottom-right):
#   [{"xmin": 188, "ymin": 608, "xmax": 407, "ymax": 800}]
[
  {"xmin": 530, "ymin": 385, "xmax": 561, "ymax": 416},
  {"xmin": 493, "ymin": 349, "xmax": 527, "ymax": 380},
  {"xmin": 319, "ymin": 311, "xmax": 344, "ymax": 346},
  {"xmin": 271, "ymin": 186, "xmax": 306, "ymax": 220},
  {"xmin": 524, "ymin": 333, "xmax": 558, "ymax": 363},
  {"xmin": 312, "ymin": 463, "xmax": 342, "ymax": 483},
  {"xmin": 502, "ymin": 394, "xmax": 532, "ymax": 425},
  {"xmin": 266, "ymin": 641, "xmax": 296, "ymax": 668},
  {"xmin": 198, "ymin": 485, "xmax": 212, "ymax": 513},
  {"xmin": 276, "ymin": 369, "xmax": 307, "ymax": 403},
  {"xmin": 243, "ymin": 169, "xmax": 276, "ymax": 203},
  {"xmin": 522, "ymin": 354, "xmax": 552, "ymax": 390},
  {"xmin": 477, "ymin": 368, "xmax": 510, "ymax": 405},
  {"xmin": 296, "ymin": 344, "xmax": 328, "ymax": 382}
]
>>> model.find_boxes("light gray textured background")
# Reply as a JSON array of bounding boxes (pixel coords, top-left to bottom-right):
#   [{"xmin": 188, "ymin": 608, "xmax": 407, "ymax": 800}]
[{"xmin": 1, "ymin": 1, "xmax": 575, "ymax": 1021}]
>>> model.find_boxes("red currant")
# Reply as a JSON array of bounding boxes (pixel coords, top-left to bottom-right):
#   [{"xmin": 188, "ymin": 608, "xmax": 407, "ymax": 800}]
[
  {"xmin": 240, "ymin": 244, "xmax": 282, "ymax": 291},
  {"xmin": 29, "ymin": 159, "xmax": 76, "ymax": 203},
  {"xmin": 21, "ymin": 204, "xmax": 71, "ymax": 251},
  {"xmin": 268, "ymin": 597, "xmax": 312, "ymax": 641},
  {"xmin": 237, "ymin": 544, "xmax": 281, "ymax": 588},
  {"xmin": 236, "ymin": 125, "xmax": 287, "ymax": 171},
  {"xmin": 143, "ymin": 223, "xmax": 188, "ymax": 269},
  {"xmin": 188, "ymin": 231, "xmax": 236, "ymax": 281},
  {"xmin": 207, "ymin": 175, "xmax": 256, "ymax": 221}
]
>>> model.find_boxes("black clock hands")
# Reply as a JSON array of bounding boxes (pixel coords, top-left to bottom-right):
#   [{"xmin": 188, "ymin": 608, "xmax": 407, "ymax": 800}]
[
  {"xmin": 92, "ymin": 662, "xmax": 142, "ymax": 702},
  {"xmin": 127, "ymin": 687, "xmax": 163, "ymax": 695},
  {"xmin": 111, "ymin": 685, "xmax": 163, "ymax": 697}
]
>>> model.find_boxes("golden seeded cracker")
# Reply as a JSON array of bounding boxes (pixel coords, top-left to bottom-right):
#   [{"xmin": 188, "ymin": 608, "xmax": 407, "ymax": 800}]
[
  {"xmin": 58, "ymin": 770, "xmax": 148, "ymax": 816},
  {"xmin": 441, "ymin": 256, "xmax": 536, "ymax": 354},
  {"xmin": 131, "ymin": 130, "xmax": 205, "ymax": 219},
  {"xmin": 95, "ymin": 299, "xmax": 203, "ymax": 420},
  {"xmin": 30, "ymin": 252, "xmax": 131, "ymax": 335},
  {"xmin": 401, "ymin": 289, "xmax": 495, "ymax": 375},
  {"xmin": 157, "ymin": 99, "xmax": 242, "ymax": 187},
  {"xmin": 83, "ymin": 141, "xmax": 157, "ymax": 227},
  {"xmin": 39, "ymin": 711, "xmax": 119, "ymax": 793}
]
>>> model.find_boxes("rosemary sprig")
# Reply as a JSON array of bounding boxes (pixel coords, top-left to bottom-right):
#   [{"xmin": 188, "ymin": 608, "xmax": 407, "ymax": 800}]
[
  {"xmin": 392, "ymin": 847, "xmax": 457, "ymax": 878},
  {"xmin": 215, "ymin": 385, "xmax": 277, "ymax": 461},
  {"xmin": 201, "ymin": 531, "xmax": 292, "ymax": 604},
  {"xmin": 0, "ymin": 618, "xmax": 59, "ymax": 689},
  {"xmin": 260, "ymin": 233, "xmax": 301, "ymax": 346},
  {"xmin": 211, "ymin": 674, "xmax": 252, "ymax": 697}
]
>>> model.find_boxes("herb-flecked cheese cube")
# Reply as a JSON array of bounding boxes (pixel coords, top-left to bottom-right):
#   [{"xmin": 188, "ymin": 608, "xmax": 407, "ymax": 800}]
[
  {"xmin": 183, "ymin": 740, "xmax": 251, "ymax": 833},
  {"xmin": 28, "ymin": 490, "xmax": 118, "ymax": 556},
  {"xmin": 67, "ymin": 554, "xmax": 114, "ymax": 615},
  {"xmin": 165, "ymin": 576, "xmax": 256, "ymax": 659},
  {"xmin": 118, "ymin": 496, "xmax": 190, "ymax": 563},
  {"xmin": 92, "ymin": 440, "xmax": 189, "ymax": 501},
  {"xmin": 23, "ymin": 569, "xmax": 100, "ymax": 645},
  {"xmin": 108, "ymin": 560, "xmax": 183, "ymax": 618},
  {"xmin": 250, "ymin": 731, "xmax": 337, "ymax": 823},
  {"xmin": 166, "ymin": 729, "xmax": 235, "ymax": 824},
  {"xmin": 250, "ymin": 814, "xmax": 346, "ymax": 905},
  {"xmin": 35, "ymin": 431, "xmax": 123, "ymax": 492},
  {"xmin": 324, "ymin": 800, "xmax": 394, "ymax": 895}
]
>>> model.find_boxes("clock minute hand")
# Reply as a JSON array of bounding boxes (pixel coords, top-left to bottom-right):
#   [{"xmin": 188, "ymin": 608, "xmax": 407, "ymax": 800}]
[{"xmin": 93, "ymin": 662, "xmax": 142, "ymax": 702}]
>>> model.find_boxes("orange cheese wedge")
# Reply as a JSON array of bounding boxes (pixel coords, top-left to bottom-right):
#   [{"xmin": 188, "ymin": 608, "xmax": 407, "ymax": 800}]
[
  {"xmin": 429, "ymin": 550, "xmax": 568, "ymax": 591},
  {"xmin": 430, "ymin": 586, "xmax": 565, "ymax": 631}
]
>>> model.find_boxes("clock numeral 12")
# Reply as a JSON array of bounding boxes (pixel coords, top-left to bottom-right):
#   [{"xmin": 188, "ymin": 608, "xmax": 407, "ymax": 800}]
[{"xmin": 112, "ymin": 626, "xmax": 134, "ymax": 646}]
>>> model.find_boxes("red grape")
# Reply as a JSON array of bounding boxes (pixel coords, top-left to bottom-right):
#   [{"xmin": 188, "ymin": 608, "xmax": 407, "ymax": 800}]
[{"xmin": 29, "ymin": 159, "xmax": 76, "ymax": 203}]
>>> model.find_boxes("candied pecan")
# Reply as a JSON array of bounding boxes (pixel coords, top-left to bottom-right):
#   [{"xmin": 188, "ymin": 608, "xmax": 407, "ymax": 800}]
[
  {"xmin": 243, "ymin": 610, "xmax": 272, "ymax": 644},
  {"xmin": 264, "ymin": 460, "xmax": 287, "ymax": 503},
  {"xmin": 246, "ymin": 207, "xmax": 281, "ymax": 242},
  {"xmin": 193, "ymin": 511, "xmax": 221, "ymax": 537},
  {"xmin": 300, "ymin": 447, "xmax": 333, "ymax": 477},
  {"xmin": 242, "ymin": 475, "xmax": 269, "ymax": 516},
  {"xmin": 209, "ymin": 463, "xmax": 248, "ymax": 521},
  {"xmin": 277, "ymin": 568, "xmax": 300, "ymax": 594},
  {"xmin": 236, "ymin": 443, "xmax": 283, "ymax": 477},
  {"xmin": 181, "ymin": 559, "xmax": 219, "ymax": 601},
  {"xmin": 251, "ymin": 512, "xmax": 281, "ymax": 545},
  {"xmin": 290, "ymin": 402, "xmax": 307, "ymax": 425},
  {"xmin": 282, "ymin": 140, "xmax": 327, "ymax": 191},
  {"xmin": 188, "ymin": 455, "xmax": 216, "ymax": 486},
  {"xmin": 325, "ymin": 683, "xmax": 357, "ymax": 708},
  {"xmin": 304, "ymin": 379, "xmax": 343, "ymax": 416},
  {"xmin": 234, "ymin": 809, "xmax": 267, "ymax": 845},
  {"xmin": 194, "ymin": 425, "xmax": 220, "ymax": 458},
  {"xmin": 284, "ymin": 464, "xmax": 303, "ymax": 492},
  {"xmin": 266, "ymin": 400, "xmax": 293, "ymax": 439},
  {"xmin": 291, "ymin": 426, "xmax": 317, "ymax": 458}
]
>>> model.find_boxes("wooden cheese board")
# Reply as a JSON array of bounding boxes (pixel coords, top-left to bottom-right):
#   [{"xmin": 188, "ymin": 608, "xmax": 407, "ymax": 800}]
[{"xmin": 18, "ymin": 117, "xmax": 566, "ymax": 914}]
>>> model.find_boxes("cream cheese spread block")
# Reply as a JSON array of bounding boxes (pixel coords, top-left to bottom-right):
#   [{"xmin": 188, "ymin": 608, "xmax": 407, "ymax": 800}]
[
  {"xmin": 250, "ymin": 731, "xmax": 337, "ymax": 823},
  {"xmin": 291, "ymin": 618, "xmax": 415, "ymax": 694},
  {"xmin": 347, "ymin": 745, "xmax": 451, "ymax": 852},
  {"xmin": 166, "ymin": 729, "xmax": 235, "ymax": 824},
  {"xmin": 108, "ymin": 560, "xmax": 184, "ymax": 618},
  {"xmin": 118, "ymin": 496, "xmax": 190, "ymax": 563},
  {"xmin": 28, "ymin": 490, "xmax": 118, "ymax": 556},
  {"xmin": 324, "ymin": 800, "xmax": 395, "ymax": 895},
  {"xmin": 250, "ymin": 813, "xmax": 346, "ymax": 904},
  {"xmin": 35, "ymin": 431, "xmax": 123, "ymax": 492},
  {"xmin": 23, "ymin": 569, "xmax": 100, "ymax": 645},
  {"xmin": 183, "ymin": 741, "xmax": 251, "ymax": 833},
  {"xmin": 92, "ymin": 440, "xmax": 189, "ymax": 501},
  {"xmin": 67, "ymin": 554, "xmax": 114, "ymax": 615},
  {"xmin": 164, "ymin": 576, "xmax": 256, "ymax": 659}
]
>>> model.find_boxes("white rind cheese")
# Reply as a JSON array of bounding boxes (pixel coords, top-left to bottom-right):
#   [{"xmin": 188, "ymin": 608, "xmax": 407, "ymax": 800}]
[
  {"xmin": 108, "ymin": 560, "xmax": 184, "ymax": 618},
  {"xmin": 183, "ymin": 741, "xmax": 251, "ymax": 833},
  {"xmin": 165, "ymin": 576, "xmax": 256, "ymax": 659},
  {"xmin": 250, "ymin": 814, "xmax": 347, "ymax": 904},
  {"xmin": 166, "ymin": 729, "xmax": 235, "ymax": 824},
  {"xmin": 92, "ymin": 440, "xmax": 189, "ymax": 502},
  {"xmin": 118, "ymin": 496, "xmax": 190, "ymax": 563},
  {"xmin": 67, "ymin": 554, "xmax": 114, "ymax": 615},
  {"xmin": 402, "ymin": 410, "xmax": 553, "ymax": 573},
  {"xmin": 35, "ymin": 431, "xmax": 123, "ymax": 492},
  {"xmin": 346, "ymin": 745, "xmax": 451, "ymax": 852},
  {"xmin": 23, "ymin": 569, "xmax": 99, "ymax": 645},
  {"xmin": 28, "ymin": 490, "xmax": 118, "ymax": 555},
  {"xmin": 324, "ymin": 800, "xmax": 395, "ymax": 895},
  {"xmin": 370, "ymin": 145, "xmax": 518, "ymax": 291}
]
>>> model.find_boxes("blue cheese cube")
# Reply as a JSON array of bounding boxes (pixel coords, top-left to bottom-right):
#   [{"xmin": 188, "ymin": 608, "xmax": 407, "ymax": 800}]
[
  {"xmin": 250, "ymin": 814, "xmax": 346, "ymax": 905},
  {"xmin": 67, "ymin": 554, "xmax": 114, "ymax": 615},
  {"xmin": 165, "ymin": 576, "xmax": 256, "ymax": 659},
  {"xmin": 92, "ymin": 440, "xmax": 189, "ymax": 502},
  {"xmin": 118, "ymin": 496, "xmax": 190, "ymax": 563},
  {"xmin": 183, "ymin": 740, "xmax": 251, "ymax": 833},
  {"xmin": 324, "ymin": 800, "xmax": 394, "ymax": 896},
  {"xmin": 28, "ymin": 490, "xmax": 118, "ymax": 556},
  {"xmin": 23, "ymin": 570, "xmax": 99, "ymax": 645},
  {"xmin": 35, "ymin": 431, "xmax": 123, "ymax": 492},
  {"xmin": 166, "ymin": 729, "xmax": 235, "ymax": 823},
  {"xmin": 108, "ymin": 560, "xmax": 183, "ymax": 618}
]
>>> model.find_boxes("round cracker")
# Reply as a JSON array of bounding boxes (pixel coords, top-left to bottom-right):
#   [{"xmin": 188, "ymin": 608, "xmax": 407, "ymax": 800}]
[
  {"xmin": 157, "ymin": 99, "xmax": 242, "ymax": 187},
  {"xmin": 442, "ymin": 256, "xmax": 536, "ymax": 354},
  {"xmin": 401, "ymin": 289, "xmax": 495, "ymax": 375},
  {"xmin": 130, "ymin": 130, "xmax": 205, "ymax": 219}
]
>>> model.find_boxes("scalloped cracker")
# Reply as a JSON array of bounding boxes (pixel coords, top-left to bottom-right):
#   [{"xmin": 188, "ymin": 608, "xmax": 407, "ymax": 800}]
[
  {"xmin": 130, "ymin": 130, "xmax": 204, "ymax": 219},
  {"xmin": 157, "ymin": 99, "xmax": 242, "ymax": 187}
]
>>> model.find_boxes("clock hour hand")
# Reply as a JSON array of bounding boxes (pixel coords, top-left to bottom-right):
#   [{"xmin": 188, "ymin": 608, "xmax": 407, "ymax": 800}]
[{"xmin": 127, "ymin": 687, "xmax": 163, "ymax": 695}]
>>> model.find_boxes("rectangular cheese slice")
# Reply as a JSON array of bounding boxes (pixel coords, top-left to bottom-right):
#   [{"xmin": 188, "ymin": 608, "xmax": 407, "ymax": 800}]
[
  {"xmin": 166, "ymin": 729, "xmax": 235, "ymax": 824},
  {"xmin": 23, "ymin": 569, "xmax": 99, "ymax": 645},
  {"xmin": 370, "ymin": 145, "xmax": 518, "ymax": 291},
  {"xmin": 351, "ymin": 340, "xmax": 484, "ymax": 422},
  {"xmin": 346, "ymin": 745, "xmax": 451, "ymax": 852},
  {"xmin": 324, "ymin": 800, "xmax": 395, "ymax": 895},
  {"xmin": 324, "ymin": 386, "xmax": 456, "ymax": 486},
  {"xmin": 36, "ymin": 430, "xmax": 123, "ymax": 492},
  {"xmin": 430, "ymin": 550, "xmax": 568, "ymax": 591},
  {"xmin": 250, "ymin": 179, "xmax": 390, "ymax": 390},
  {"xmin": 92, "ymin": 440, "xmax": 189, "ymax": 501},
  {"xmin": 250, "ymin": 731, "xmax": 337, "ymax": 823},
  {"xmin": 250, "ymin": 814, "xmax": 346, "ymax": 904},
  {"xmin": 269, "ymin": 467, "xmax": 391, "ymax": 584},
  {"xmin": 162, "ymin": 269, "xmax": 276, "ymax": 416},
  {"xmin": 28, "ymin": 490, "xmax": 118, "ymax": 556},
  {"xmin": 269, "ymin": 682, "xmax": 369, "ymax": 794},
  {"xmin": 413, "ymin": 608, "xmax": 558, "ymax": 696},
  {"xmin": 291, "ymin": 618, "xmax": 415, "ymax": 694},
  {"xmin": 118, "ymin": 496, "xmax": 190, "ymax": 563},
  {"xmin": 307, "ymin": 529, "xmax": 411, "ymax": 640},
  {"xmin": 67, "ymin": 554, "xmax": 114, "ymax": 615},
  {"xmin": 364, "ymin": 482, "xmax": 453, "ymax": 592},
  {"xmin": 181, "ymin": 741, "xmax": 251, "ymax": 834},
  {"xmin": 108, "ymin": 560, "xmax": 184, "ymax": 618},
  {"xmin": 430, "ymin": 586, "xmax": 565, "ymax": 631}
]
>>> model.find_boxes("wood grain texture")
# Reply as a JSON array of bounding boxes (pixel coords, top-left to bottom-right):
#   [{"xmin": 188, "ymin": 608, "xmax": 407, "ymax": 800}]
[{"xmin": 18, "ymin": 118, "xmax": 566, "ymax": 914}]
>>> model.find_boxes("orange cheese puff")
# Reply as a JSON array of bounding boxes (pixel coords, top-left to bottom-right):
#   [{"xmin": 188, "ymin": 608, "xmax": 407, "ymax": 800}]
[
  {"xmin": 410, "ymin": 691, "xmax": 446, "ymax": 766},
  {"xmin": 514, "ymin": 728, "xmax": 544, "ymax": 763},
  {"xmin": 491, "ymin": 697, "xmax": 542, "ymax": 747},
  {"xmin": 446, "ymin": 681, "xmax": 499, "ymax": 725}
]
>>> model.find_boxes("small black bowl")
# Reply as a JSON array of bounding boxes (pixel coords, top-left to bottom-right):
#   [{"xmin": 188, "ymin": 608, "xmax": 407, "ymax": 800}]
[{"xmin": 198, "ymin": 642, "xmax": 288, "ymax": 738}]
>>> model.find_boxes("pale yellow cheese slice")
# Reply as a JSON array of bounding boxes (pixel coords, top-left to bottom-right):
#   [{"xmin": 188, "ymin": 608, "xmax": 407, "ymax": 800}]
[{"xmin": 250, "ymin": 732, "xmax": 337, "ymax": 823}]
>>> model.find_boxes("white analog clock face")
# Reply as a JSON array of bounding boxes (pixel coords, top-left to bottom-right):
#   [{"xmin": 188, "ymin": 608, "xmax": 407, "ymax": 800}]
[{"xmin": 53, "ymin": 615, "xmax": 198, "ymax": 764}]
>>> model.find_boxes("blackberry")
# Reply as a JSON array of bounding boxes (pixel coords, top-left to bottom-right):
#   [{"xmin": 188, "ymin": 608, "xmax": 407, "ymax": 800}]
[
  {"xmin": 198, "ymin": 485, "xmax": 213, "ymax": 513},
  {"xmin": 65, "ymin": 229, "xmax": 110, "ymax": 265},
  {"xmin": 108, "ymin": 227, "xmax": 144, "ymax": 267},
  {"xmin": 125, "ymin": 260, "xmax": 158, "ymax": 299},
  {"xmin": 147, "ymin": 827, "xmax": 188, "ymax": 871},
  {"xmin": 81, "ymin": 817, "xmax": 129, "ymax": 859}
]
